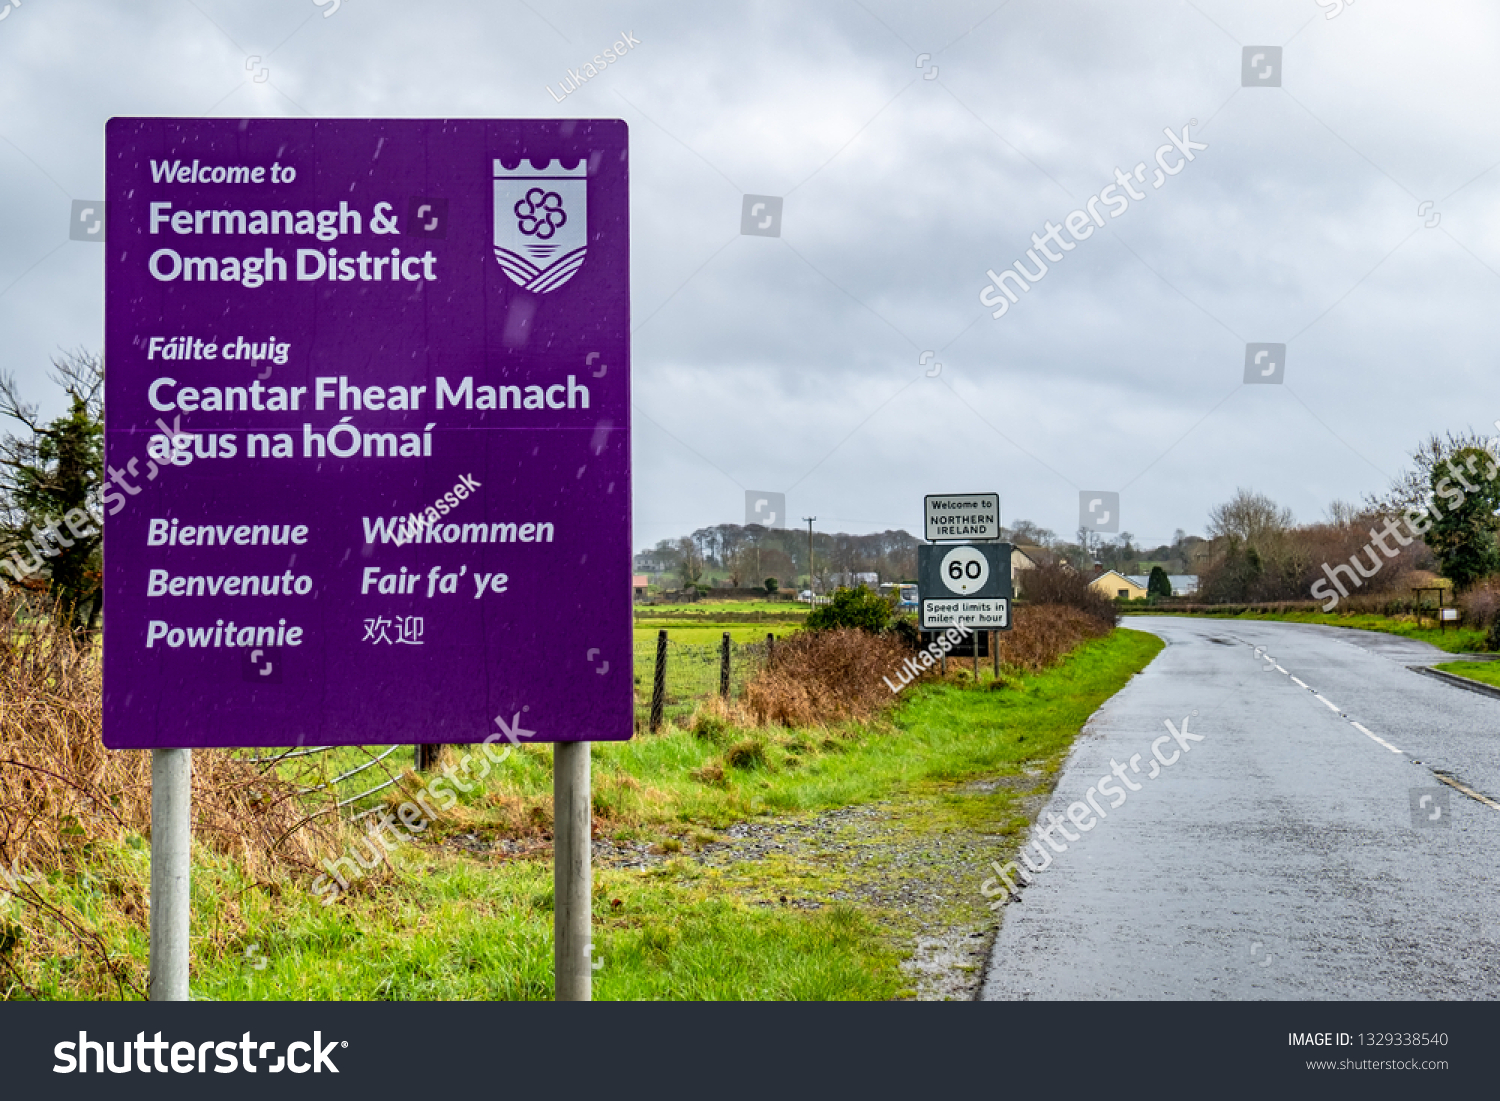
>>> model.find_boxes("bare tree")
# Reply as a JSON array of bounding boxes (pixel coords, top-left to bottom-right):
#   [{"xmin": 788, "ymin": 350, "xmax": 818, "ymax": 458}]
[
  {"xmin": 1005, "ymin": 518, "xmax": 1056, "ymax": 547},
  {"xmin": 1207, "ymin": 488, "xmax": 1293, "ymax": 548},
  {"xmin": 674, "ymin": 535, "xmax": 703, "ymax": 588},
  {"xmin": 1324, "ymin": 499, "xmax": 1366, "ymax": 528}
]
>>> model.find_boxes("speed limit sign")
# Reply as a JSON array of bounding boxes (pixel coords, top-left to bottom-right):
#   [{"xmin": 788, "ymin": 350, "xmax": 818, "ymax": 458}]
[
  {"xmin": 917, "ymin": 541, "xmax": 1013, "ymax": 630},
  {"xmin": 939, "ymin": 546, "xmax": 990, "ymax": 595}
]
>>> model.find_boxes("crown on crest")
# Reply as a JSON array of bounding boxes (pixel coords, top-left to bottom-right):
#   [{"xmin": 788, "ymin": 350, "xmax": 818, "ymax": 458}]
[{"xmin": 493, "ymin": 159, "xmax": 587, "ymax": 178}]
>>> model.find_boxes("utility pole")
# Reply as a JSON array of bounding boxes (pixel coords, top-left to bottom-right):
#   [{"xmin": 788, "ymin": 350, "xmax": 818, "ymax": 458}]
[{"xmin": 803, "ymin": 516, "xmax": 816, "ymax": 594}]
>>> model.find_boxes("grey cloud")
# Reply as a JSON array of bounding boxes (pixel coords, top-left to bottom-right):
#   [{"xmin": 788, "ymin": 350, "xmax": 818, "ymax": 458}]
[{"xmin": 2, "ymin": 0, "xmax": 1498, "ymax": 550}]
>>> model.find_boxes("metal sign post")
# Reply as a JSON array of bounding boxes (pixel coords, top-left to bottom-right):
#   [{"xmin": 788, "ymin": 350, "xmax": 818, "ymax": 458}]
[
  {"xmin": 149, "ymin": 748, "xmax": 191, "ymax": 1001},
  {"xmin": 554, "ymin": 740, "xmax": 591, "ymax": 1000}
]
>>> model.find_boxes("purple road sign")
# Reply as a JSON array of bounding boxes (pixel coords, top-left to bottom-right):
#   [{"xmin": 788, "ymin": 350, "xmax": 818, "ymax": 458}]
[{"xmin": 103, "ymin": 119, "xmax": 631, "ymax": 749}]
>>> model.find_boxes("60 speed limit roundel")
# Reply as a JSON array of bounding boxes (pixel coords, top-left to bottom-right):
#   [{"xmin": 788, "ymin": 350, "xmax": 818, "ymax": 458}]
[{"xmin": 939, "ymin": 545, "xmax": 989, "ymax": 595}]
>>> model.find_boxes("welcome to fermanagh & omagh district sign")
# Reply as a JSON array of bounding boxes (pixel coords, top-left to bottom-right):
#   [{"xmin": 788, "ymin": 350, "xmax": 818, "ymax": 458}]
[{"xmin": 103, "ymin": 118, "xmax": 632, "ymax": 749}]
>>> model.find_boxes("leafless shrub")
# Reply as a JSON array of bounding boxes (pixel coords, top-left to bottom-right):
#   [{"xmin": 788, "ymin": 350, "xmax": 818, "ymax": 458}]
[
  {"xmin": 1018, "ymin": 562, "xmax": 1119, "ymax": 626},
  {"xmin": 1461, "ymin": 578, "xmax": 1500, "ymax": 628},
  {"xmin": 740, "ymin": 627, "xmax": 911, "ymax": 727},
  {"xmin": 990, "ymin": 605, "xmax": 1113, "ymax": 674},
  {"xmin": 0, "ymin": 589, "xmax": 338, "ymax": 997}
]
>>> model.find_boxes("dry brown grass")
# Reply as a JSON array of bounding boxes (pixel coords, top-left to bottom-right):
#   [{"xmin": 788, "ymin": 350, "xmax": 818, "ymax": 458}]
[
  {"xmin": 740, "ymin": 627, "xmax": 912, "ymax": 727},
  {"xmin": 1460, "ymin": 578, "xmax": 1500, "ymax": 629},
  {"xmin": 990, "ymin": 605, "xmax": 1114, "ymax": 674},
  {"xmin": 692, "ymin": 610, "xmax": 1115, "ymax": 731},
  {"xmin": 0, "ymin": 591, "xmax": 338, "ymax": 997},
  {"xmin": 0, "ymin": 595, "xmax": 334, "ymax": 875}
]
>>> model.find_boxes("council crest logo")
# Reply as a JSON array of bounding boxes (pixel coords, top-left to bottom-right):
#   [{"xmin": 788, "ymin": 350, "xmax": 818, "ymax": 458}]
[{"xmin": 493, "ymin": 158, "xmax": 587, "ymax": 293}]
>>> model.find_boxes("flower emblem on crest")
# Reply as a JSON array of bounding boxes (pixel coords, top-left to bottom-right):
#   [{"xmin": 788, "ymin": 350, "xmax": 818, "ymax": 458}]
[
  {"xmin": 515, "ymin": 188, "xmax": 567, "ymax": 239},
  {"xmin": 494, "ymin": 158, "xmax": 587, "ymax": 293}
]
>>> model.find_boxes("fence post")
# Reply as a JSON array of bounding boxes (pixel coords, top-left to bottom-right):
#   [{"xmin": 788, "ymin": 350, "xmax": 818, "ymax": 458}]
[
  {"xmin": 649, "ymin": 629, "xmax": 667, "ymax": 732},
  {"xmin": 766, "ymin": 632, "xmax": 775, "ymax": 661},
  {"xmin": 720, "ymin": 631, "xmax": 731, "ymax": 698}
]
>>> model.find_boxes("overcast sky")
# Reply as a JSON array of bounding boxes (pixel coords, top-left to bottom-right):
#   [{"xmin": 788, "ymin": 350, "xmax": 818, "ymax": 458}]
[{"xmin": 3, "ymin": 0, "xmax": 1498, "ymax": 553}]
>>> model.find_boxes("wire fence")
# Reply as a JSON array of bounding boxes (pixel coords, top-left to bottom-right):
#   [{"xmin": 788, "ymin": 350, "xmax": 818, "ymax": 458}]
[
  {"xmin": 227, "ymin": 630, "xmax": 781, "ymax": 819},
  {"xmin": 226, "ymin": 742, "xmax": 418, "ymax": 820},
  {"xmin": 632, "ymin": 631, "xmax": 777, "ymax": 730}
]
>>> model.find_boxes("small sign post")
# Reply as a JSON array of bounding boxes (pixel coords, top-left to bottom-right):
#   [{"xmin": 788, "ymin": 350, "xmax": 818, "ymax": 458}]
[{"xmin": 105, "ymin": 118, "xmax": 632, "ymax": 1001}]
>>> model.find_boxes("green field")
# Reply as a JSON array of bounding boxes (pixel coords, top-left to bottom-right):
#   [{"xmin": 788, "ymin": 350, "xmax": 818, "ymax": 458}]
[
  {"xmin": 634, "ymin": 599, "xmax": 810, "ymax": 625},
  {"xmin": 633, "ymin": 624, "xmax": 784, "ymax": 646},
  {"xmin": 630, "ymin": 605, "xmax": 810, "ymax": 729}
]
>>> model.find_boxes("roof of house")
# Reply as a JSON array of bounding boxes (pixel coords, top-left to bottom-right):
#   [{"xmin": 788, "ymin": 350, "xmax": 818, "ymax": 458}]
[
  {"xmin": 1092, "ymin": 569, "xmax": 1146, "ymax": 589},
  {"xmin": 1125, "ymin": 572, "xmax": 1198, "ymax": 591}
]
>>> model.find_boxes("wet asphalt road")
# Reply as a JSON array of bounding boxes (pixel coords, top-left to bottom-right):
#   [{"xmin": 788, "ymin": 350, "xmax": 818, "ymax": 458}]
[{"xmin": 980, "ymin": 617, "xmax": 1500, "ymax": 1000}]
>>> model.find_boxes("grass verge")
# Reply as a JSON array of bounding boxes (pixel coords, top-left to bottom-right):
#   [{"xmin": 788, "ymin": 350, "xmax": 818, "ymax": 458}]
[
  {"xmin": 1430, "ymin": 661, "xmax": 1500, "ymax": 688},
  {"xmin": 1147, "ymin": 608, "xmax": 1488, "ymax": 654}
]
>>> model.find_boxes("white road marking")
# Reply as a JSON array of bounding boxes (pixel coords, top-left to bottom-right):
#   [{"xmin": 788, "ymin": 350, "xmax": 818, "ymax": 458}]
[
  {"xmin": 1249, "ymin": 642, "xmax": 1399, "ymax": 750},
  {"xmin": 1349, "ymin": 721, "xmax": 1404, "ymax": 755},
  {"xmin": 1240, "ymin": 640, "xmax": 1500, "ymax": 810}
]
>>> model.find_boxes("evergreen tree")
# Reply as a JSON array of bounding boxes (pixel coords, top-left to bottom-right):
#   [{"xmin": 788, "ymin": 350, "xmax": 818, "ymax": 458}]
[
  {"xmin": 1147, "ymin": 565, "xmax": 1172, "ymax": 599},
  {"xmin": 1425, "ymin": 445, "xmax": 1500, "ymax": 590},
  {"xmin": 0, "ymin": 352, "xmax": 105, "ymax": 633}
]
